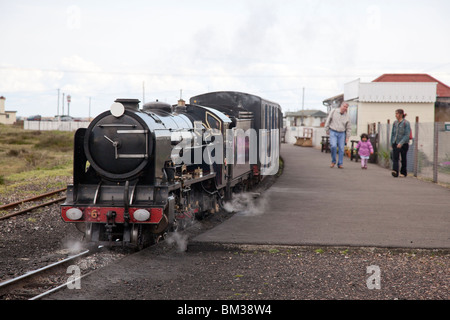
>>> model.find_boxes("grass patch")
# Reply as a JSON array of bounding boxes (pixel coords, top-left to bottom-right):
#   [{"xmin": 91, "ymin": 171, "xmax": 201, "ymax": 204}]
[
  {"xmin": 34, "ymin": 131, "xmax": 74, "ymax": 152},
  {"xmin": 0, "ymin": 124, "xmax": 74, "ymax": 195}
]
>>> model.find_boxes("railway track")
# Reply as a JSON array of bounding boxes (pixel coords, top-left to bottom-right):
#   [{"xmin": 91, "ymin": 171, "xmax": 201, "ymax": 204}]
[
  {"xmin": 0, "ymin": 188, "xmax": 67, "ymax": 221},
  {"xmin": 0, "ymin": 186, "xmax": 131, "ymax": 300},
  {"xmin": 0, "ymin": 249, "xmax": 90, "ymax": 300},
  {"xmin": 0, "ymin": 246, "xmax": 127, "ymax": 300}
]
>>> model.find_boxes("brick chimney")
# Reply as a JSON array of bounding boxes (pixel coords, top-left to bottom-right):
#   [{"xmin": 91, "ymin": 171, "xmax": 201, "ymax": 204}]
[{"xmin": 0, "ymin": 96, "xmax": 5, "ymax": 114}]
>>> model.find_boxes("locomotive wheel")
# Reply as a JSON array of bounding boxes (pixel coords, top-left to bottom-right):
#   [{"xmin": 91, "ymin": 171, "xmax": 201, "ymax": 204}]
[
  {"xmin": 131, "ymin": 224, "xmax": 166, "ymax": 250},
  {"xmin": 131, "ymin": 224, "xmax": 149, "ymax": 250},
  {"xmin": 83, "ymin": 223, "xmax": 102, "ymax": 252}
]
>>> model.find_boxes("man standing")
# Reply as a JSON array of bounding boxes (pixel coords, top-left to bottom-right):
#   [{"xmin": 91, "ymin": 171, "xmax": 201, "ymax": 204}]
[{"xmin": 324, "ymin": 102, "xmax": 351, "ymax": 168}]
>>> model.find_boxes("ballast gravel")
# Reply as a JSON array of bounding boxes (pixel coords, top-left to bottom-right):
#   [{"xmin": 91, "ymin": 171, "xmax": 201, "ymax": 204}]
[{"xmin": 1, "ymin": 177, "xmax": 448, "ymax": 301}]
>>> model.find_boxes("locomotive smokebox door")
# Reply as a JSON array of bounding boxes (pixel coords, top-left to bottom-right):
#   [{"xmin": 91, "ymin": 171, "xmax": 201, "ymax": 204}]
[{"xmin": 83, "ymin": 101, "xmax": 152, "ymax": 180}]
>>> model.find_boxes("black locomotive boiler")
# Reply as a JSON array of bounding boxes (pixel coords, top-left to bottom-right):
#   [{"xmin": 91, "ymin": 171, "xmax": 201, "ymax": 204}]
[{"xmin": 61, "ymin": 91, "xmax": 282, "ymax": 249}]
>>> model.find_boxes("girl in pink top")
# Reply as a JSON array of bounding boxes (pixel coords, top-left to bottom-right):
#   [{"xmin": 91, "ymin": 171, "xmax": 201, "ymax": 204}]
[{"xmin": 356, "ymin": 133, "xmax": 374, "ymax": 169}]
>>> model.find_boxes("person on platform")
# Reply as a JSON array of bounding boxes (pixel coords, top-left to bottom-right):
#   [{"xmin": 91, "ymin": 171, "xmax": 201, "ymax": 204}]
[
  {"xmin": 356, "ymin": 133, "xmax": 374, "ymax": 169},
  {"xmin": 390, "ymin": 109, "xmax": 411, "ymax": 177},
  {"xmin": 324, "ymin": 102, "xmax": 351, "ymax": 169}
]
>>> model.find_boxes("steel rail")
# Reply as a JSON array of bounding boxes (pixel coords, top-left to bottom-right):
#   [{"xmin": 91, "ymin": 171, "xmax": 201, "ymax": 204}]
[
  {"xmin": 29, "ymin": 271, "xmax": 92, "ymax": 300},
  {"xmin": 0, "ymin": 196, "xmax": 66, "ymax": 221},
  {"xmin": 0, "ymin": 249, "xmax": 90, "ymax": 290},
  {"xmin": 0, "ymin": 187, "xmax": 67, "ymax": 211}
]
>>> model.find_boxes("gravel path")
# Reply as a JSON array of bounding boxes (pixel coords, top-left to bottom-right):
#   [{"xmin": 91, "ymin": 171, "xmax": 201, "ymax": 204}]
[{"xmin": 46, "ymin": 227, "xmax": 449, "ymax": 300}]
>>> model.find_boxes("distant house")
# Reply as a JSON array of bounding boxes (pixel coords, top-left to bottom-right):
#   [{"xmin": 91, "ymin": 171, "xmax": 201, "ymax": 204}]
[
  {"xmin": 372, "ymin": 73, "xmax": 450, "ymax": 122},
  {"xmin": 0, "ymin": 96, "xmax": 17, "ymax": 125},
  {"xmin": 284, "ymin": 109, "xmax": 328, "ymax": 127}
]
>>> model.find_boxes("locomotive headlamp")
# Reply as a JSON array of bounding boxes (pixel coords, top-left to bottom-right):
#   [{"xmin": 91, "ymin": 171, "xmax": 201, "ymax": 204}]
[
  {"xmin": 110, "ymin": 102, "xmax": 125, "ymax": 117},
  {"xmin": 133, "ymin": 209, "xmax": 150, "ymax": 222},
  {"xmin": 66, "ymin": 208, "xmax": 83, "ymax": 220}
]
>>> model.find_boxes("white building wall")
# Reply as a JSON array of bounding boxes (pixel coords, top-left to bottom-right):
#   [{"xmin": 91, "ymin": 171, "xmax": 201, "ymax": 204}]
[
  {"xmin": 344, "ymin": 78, "xmax": 360, "ymax": 101},
  {"xmin": 0, "ymin": 97, "xmax": 17, "ymax": 125},
  {"xmin": 359, "ymin": 82, "xmax": 437, "ymax": 103},
  {"xmin": 2, "ymin": 113, "xmax": 17, "ymax": 125},
  {"xmin": 344, "ymin": 80, "xmax": 437, "ymax": 141},
  {"xmin": 351, "ymin": 102, "xmax": 435, "ymax": 141}
]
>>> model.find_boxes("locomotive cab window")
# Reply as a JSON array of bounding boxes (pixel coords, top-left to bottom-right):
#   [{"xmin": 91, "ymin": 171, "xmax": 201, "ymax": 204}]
[{"xmin": 206, "ymin": 112, "xmax": 221, "ymax": 131}]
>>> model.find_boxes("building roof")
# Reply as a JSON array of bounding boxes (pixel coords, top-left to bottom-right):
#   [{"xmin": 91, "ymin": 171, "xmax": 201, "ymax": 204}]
[
  {"xmin": 285, "ymin": 110, "xmax": 327, "ymax": 118},
  {"xmin": 322, "ymin": 93, "xmax": 344, "ymax": 104},
  {"xmin": 372, "ymin": 73, "xmax": 450, "ymax": 97}
]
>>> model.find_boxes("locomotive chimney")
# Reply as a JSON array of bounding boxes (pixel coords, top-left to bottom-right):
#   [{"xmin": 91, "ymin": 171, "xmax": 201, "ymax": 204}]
[{"xmin": 114, "ymin": 98, "xmax": 140, "ymax": 111}]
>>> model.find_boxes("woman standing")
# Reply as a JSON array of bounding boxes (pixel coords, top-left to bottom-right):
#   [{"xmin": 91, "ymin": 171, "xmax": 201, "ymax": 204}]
[{"xmin": 390, "ymin": 109, "xmax": 411, "ymax": 177}]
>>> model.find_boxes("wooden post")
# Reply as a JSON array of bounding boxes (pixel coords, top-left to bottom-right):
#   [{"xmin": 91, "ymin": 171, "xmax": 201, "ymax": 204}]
[
  {"xmin": 413, "ymin": 116, "xmax": 419, "ymax": 177},
  {"xmin": 433, "ymin": 122, "xmax": 439, "ymax": 183}
]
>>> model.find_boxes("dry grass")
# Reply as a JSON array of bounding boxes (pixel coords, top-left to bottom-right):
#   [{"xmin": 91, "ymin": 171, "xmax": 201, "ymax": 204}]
[{"xmin": 0, "ymin": 124, "xmax": 74, "ymax": 198}]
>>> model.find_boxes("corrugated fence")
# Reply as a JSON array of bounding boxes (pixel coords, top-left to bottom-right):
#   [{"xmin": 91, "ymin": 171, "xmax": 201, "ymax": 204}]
[{"xmin": 24, "ymin": 120, "xmax": 90, "ymax": 131}]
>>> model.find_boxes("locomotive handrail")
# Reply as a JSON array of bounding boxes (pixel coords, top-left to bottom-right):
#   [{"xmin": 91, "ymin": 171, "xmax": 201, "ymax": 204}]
[
  {"xmin": 98, "ymin": 124, "xmax": 136, "ymax": 127},
  {"xmin": 93, "ymin": 181, "xmax": 102, "ymax": 205}
]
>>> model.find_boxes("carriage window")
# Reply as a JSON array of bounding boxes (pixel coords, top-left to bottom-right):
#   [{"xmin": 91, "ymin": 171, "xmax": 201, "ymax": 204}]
[
  {"xmin": 274, "ymin": 108, "xmax": 278, "ymax": 129},
  {"xmin": 264, "ymin": 105, "xmax": 268, "ymax": 129},
  {"xmin": 271, "ymin": 106, "xmax": 274, "ymax": 129},
  {"xmin": 268, "ymin": 105, "xmax": 272, "ymax": 129}
]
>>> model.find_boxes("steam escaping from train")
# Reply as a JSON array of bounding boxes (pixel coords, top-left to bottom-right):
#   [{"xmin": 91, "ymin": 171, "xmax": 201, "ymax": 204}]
[
  {"xmin": 64, "ymin": 239, "xmax": 84, "ymax": 254},
  {"xmin": 223, "ymin": 192, "xmax": 268, "ymax": 216},
  {"xmin": 166, "ymin": 231, "xmax": 189, "ymax": 252}
]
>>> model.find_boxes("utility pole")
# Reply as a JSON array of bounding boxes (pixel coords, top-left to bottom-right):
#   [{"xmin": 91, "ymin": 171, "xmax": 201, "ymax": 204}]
[
  {"xmin": 57, "ymin": 89, "xmax": 60, "ymax": 116},
  {"xmin": 67, "ymin": 95, "xmax": 71, "ymax": 116},
  {"xmin": 301, "ymin": 87, "xmax": 305, "ymax": 126},
  {"xmin": 142, "ymin": 81, "xmax": 145, "ymax": 104}
]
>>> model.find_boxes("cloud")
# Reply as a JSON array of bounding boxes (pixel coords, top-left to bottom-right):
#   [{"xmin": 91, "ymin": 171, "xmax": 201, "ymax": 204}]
[
  {"xmin": 1, "ymin": 1, "xmax": 450, "ymax": 117},
  {"xmin": 0, "ymin": 66, "xmax": 60, "ymax": 93}
]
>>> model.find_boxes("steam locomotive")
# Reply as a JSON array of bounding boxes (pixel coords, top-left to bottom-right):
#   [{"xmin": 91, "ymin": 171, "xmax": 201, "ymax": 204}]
[{"xmin": 60, "ymin": 91, "xmax": 282, "ymax": 249}]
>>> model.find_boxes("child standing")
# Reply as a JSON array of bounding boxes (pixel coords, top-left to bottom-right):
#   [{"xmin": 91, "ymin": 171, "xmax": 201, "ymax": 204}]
[{"xmin": 356, "ymin": 133, "xmax": 374, "ymax": 169}]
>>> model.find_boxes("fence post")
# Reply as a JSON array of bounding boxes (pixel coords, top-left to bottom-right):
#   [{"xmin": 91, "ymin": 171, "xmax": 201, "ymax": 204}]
[
  {"xmin": 377, "ymin": 122, "xmax": 380, "ymax": 164},
  {"xmin": 386, "ymin": 119, "xmax": 390, "ymax": 147},
  {"xmin": 413, "ymin": 116, "xmax": 419, "ymax": 177},
  {"xmin": 433, "ymin": 122, "xmax": 439, "ymax": 183}
]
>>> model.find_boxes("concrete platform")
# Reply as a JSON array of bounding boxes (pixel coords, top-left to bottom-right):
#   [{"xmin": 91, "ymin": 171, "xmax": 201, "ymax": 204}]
[{"xmin": 192, "ymin": 144, "xmax": 450, "ymax": 249}]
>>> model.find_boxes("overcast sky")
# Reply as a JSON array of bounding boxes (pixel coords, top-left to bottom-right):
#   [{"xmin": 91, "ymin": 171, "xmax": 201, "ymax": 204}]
[{"xmin": 1, "ymin": 0, "xmax": 450, "ymax": 118}]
